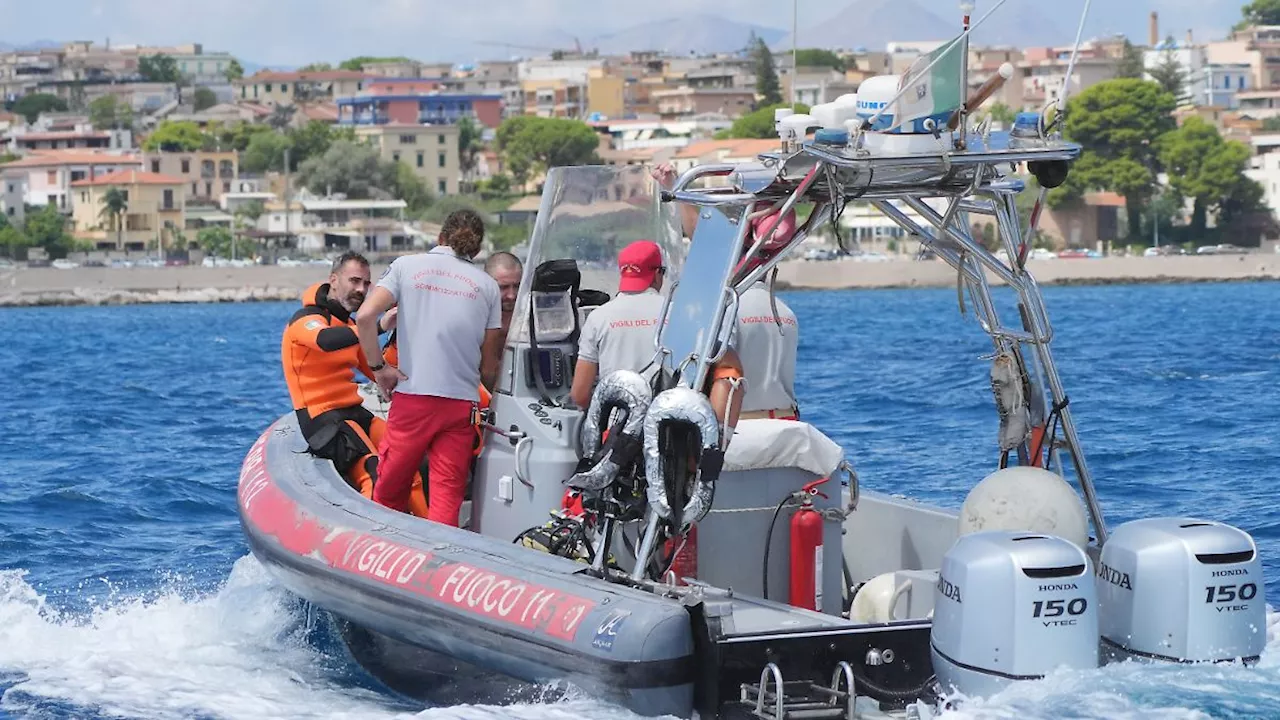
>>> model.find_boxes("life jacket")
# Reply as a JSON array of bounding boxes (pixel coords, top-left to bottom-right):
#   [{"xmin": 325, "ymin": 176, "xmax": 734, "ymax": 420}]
[
  {"xmin": 383, "ymin": 331, "xmax": 490, "ymax": 457},
  {"xmin": 282, "ymin": 282, "xmax": 371, "ymax": 419}
]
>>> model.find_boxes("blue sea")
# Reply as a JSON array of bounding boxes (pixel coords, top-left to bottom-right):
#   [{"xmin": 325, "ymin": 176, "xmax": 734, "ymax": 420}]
[{"xmin": 2, "ymin": 282, "xmax": 1280, "ymax": 719}]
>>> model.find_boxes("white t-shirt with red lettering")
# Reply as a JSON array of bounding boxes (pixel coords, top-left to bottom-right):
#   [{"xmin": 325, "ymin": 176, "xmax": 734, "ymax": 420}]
[
  {"xmin": 577, "ymin": 288, "xmax": 665, "ymax": 382},
  {"xmin": 378, "ymin": 246, "xmax": 501, "ymax": 401},
  {"xmin": 735, "ymin": 282, "xmax": 799, "ymax": 413}
]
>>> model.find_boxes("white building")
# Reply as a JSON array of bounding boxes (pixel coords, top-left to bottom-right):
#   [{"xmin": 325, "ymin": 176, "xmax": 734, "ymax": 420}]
[
  {"xmin": 1246, "ymin": 134, "xmax": 1280, "ymax": 217},
  {"xmin": 1, "ymin": 168, "xmax": 25, "ymax": 226},
  {"xmin": 1201, "ymin": 63, "xmax": 1253, "ymax": 108},
  {"xmin": 0, "ymin": 149, "xmax": 141, "ymax": 212},
  {"xmin": 260, "ymin": 192, "xmax": 426, "ymax": 253},
  {"xmin": 1143, "ymin": 40, "xmax": 1206, "ymax": 105}
]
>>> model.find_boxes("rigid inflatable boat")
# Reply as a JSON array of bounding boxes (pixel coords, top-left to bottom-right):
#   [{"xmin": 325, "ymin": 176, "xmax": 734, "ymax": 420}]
[{"xmin": 239, "ymin": 47, "xmax": 1268, "ymax": 720}]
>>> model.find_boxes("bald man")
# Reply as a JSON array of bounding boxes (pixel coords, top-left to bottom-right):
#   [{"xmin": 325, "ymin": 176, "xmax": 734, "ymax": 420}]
[{"xmin": 483, "ymin": 251, "xmax": 522, "ymax": 346}]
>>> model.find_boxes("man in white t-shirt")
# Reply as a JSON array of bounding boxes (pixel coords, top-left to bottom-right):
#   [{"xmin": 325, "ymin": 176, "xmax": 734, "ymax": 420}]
[
  {"xmin": 571, "ymin": 239, "xmax": 744, "ymax": 428},
  {"xmin": 356, "ymin": 209, "xmax": 503, "ymax": 526},
  {"xmin": 570, "ymin": 240, "xmax": 668, "ymax": 407},
  {"xmin": 652, "ymin": 162, "xmax": 801, "ymax": 420}
]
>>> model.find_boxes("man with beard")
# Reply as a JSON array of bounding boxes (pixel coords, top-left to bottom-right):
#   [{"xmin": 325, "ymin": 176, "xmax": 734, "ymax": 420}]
[{"xmin": 281, "ymin": 251, "xmax": 427, "ymax": 517}]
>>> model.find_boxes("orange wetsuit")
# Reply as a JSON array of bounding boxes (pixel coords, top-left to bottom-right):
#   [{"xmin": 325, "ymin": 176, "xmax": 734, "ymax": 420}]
[{"xmin": 281, "ymin": 283, "xmax": 428, "ymax": 517}]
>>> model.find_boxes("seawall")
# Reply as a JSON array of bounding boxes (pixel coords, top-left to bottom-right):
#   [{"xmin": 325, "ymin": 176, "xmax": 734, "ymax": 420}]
[{"xmin": 2, "ymin": 255, "xmax": 1279, "ymax": 307}]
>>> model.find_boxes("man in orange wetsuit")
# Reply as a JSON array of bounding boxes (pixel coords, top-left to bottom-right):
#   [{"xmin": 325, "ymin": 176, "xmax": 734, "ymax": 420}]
[{"xmin": 281, "ymin": 251, "xmax": 428, "ymax": 517}]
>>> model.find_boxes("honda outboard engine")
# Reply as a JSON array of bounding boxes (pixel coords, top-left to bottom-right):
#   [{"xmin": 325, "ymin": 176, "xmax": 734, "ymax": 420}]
[
  {"xmin": 1098, "ymin": 517, "xmax": 1266, "ymax": 665},
  {"xmin": 931, "ymin": 531, "xmax": 1098, "ymax": 699}
]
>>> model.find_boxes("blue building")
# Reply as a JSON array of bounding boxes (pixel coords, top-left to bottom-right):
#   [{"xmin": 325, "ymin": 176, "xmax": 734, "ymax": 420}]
[{"xmin": 336, "ymin": 93, "xmax": 504, "ymax": 128}]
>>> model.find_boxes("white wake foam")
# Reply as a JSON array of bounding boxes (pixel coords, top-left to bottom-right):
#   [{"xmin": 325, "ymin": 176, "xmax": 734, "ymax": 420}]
[{"xmin": 0, "ymin": 556, "xmax": 656, "ymax": 720}]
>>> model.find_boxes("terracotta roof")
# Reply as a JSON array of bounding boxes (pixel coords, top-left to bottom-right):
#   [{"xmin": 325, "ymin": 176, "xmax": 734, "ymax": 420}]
[
  {"xmin": 245, "ymin": 70, "xmax": 371, "ymax": 83},
  {"xmin": 235, "ymin": 102, "xmax": 276, "ymax": 117},
  {"xmin": 0, "ymin": 150, "xmax": 141, "ymax": 168},
  {"xmin": 1084, "ymin": 191, "xmax": 1125, "ymax": 207},
  {"xmin": 71, "ymin": 169, "xmax": 186, "ymax": 187},
  {"xmin": 14, "ymin": 131, "xmax": 111, "ymax": 142},
  {"xmin": 673, "ymin": 138, "xmax": 779, "ymax": 160},
  {"xmin": 300, "ymin": 103, "xmax": 340, "ymax": 121}
]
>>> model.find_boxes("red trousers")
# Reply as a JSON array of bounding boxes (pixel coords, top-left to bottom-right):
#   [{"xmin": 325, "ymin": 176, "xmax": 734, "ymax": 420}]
[{"xmin": 375, "ymin": 392, "xmax": 475, "ymax": 527}]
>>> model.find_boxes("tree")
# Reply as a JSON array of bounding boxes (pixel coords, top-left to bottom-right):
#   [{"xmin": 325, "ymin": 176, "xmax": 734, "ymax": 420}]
[
  {"xmin": 287, "ymin": 120, "xmax": 352, "ymax": 166},
  {"xmin": 99, "ymin": 187, "xmax": 128, "ymax": 248},
  {"xmin": 12, "ymin": 93, "xmax": 68, "ymax": 123},
  {"xmin": 298, "ymin": 63, "xmax": 333, "ymax": 72},
  {"xmin": 138, "ymin": 54, "xmax": 181, "ymax": 83},
  {"xmin": 1263, "ymin": 117, "xmax": 1280, "ymax": 132},
  {"xmin": 495, "ymin": 116, "xmax": 600, "ymax": 187},
  {"xmin": 193, "ymin": 87, "xmax": 217, "ymax": 112},
  {"xmin": 268, "ymin": 104, "xmax": 297, "ymax": 130},
  {"xmin": 457, "ymin": 115, "xmax": 482, "ymax": 185},
  {"xmin": 1060, "ymin": 78, "xmax": 1177, "ymax": 238},
  {"xmin": 23, "ymin": 204, "xmax": 76, "ymax": 259},
  {"xmin": 793, "ymin": 49, "xmax": 845, "ymax": 72},
  {"xmin": 394, "ymin": 163, "xmax": 433, "ymax": 214},
  {"xmin": 142, "ymin": 121, "xmax": 206, "ymax": 152},
  {"xmin": 1239, "ymin": 0, "xmax": 1280, "ymax": 29},
  {"xmin": 225, "ymin": 59, "xmax": 245, "ymax": 81},
  {"xmin": 1158, "ymin": 116, "xmax": 1260, "ymax": 234},
  {"xmin": 975, "ymin": 101, "xmax": 1016, "ymax": 127},
  {"xmin": 1147, "ymin": 42, "xmax": 1189, "ymax": 104},
  {"xmin": 88, "ymin": 95, "xmax": 133, "ymax": 131},
  {"xmin": 716, "ymin": 102, "xmax": 811, "ymax": 139},
  {"xmin": 242, "ymin": 131, "xmax": 295, "ymax": 174},
  {"xmin": 295, "ymin": 139, "xmax": 399, "ymax": 199},
  {"xmin": 0, "ymin": 225, "xmax": 29, "ymax": 260},
  {"xmin": 752, "ymin": 35, "xmax": 783, "ymax": 107},
  {"xmin": 338, "ymin": 56, "xmax": 413, "ymax": 71},
  {"xmin": 197, "ymin": 226, "xmax": 256, "ymax": 258},
  {"xmin": 1115, "ymin": 39, "xmax": 1145, "ymax": 79}
]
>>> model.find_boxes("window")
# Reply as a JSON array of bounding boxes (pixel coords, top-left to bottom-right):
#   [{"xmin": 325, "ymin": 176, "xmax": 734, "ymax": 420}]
[
  {"xmin": 151, "ymin": 159, "xmax": 160, "ymax": 173},
  {"xmin": 438, "ymin": 133, "xmax": 445, "ymax": 144},
  {"xmin": 438, "ymin": 180, "xmax": 447, "ymax": 194},
  {"xmin": 265, "ymin": 83, "xmax": 273, "ymax": 92},
  {"xmin": 393, "ymin": 152, "xmax": 400, "ymax": 162},
  {"xmin": 47, "ymin": 194, "xmax": 57, "ymax": 206},
  {"xmin": 223, "ymin": 181, "xmax": 231, "ymax": 192},
  {"xmin": 163, "ymin": 189, "xmax": 174, "ymax": 209},
  {"xmin": 400, "ymin": 134, "xmax": 417, "ymax": 144},
  {"xmin": 7, "ymin": 184, "xmax": 14, "ymax": 193},
  {"xmin": 81, "ymin": 192, "xmax": 88, "ymax": 203},
  {"xmin": 47, "ymin": 170, "xmax": 57, "ymax": 184},
  {"xmin": 438, "ymin": 152, "xmax": 446, "ymax": 168},
  {"xmin": 70, "ymin": 171, "xmax": 86, "ymax": 182},
  {"xmin": 121, "ymin": 191, "xmax": 128, "ymax": 202},
  {"xmin": 181, "ymin": 159, "xmax": 190, "ymax": 174},
  {"xmin": 417, "ymin": 152, "xmax": 424, "ymax": 167}
]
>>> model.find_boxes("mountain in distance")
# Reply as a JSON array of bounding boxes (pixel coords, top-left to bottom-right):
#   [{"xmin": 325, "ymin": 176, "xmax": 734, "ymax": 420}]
[
  {"xmin": 0, "ymin": 39, "xmax": 61, "ymax": 52},
  {"xmin": 775, "ymin": 0, "xmax": 1066, "ymax": 52},
  {"xmin": 478, "ymin": 15, "xmax": 786, "ymax": 60},
  {"xmin": 588, "ymin": 14, "xmax": 786, "ymax": 56}
]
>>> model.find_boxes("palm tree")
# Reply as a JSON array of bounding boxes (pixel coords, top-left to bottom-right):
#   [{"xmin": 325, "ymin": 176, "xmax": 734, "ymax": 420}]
[{"xmin": 99, "ymin": 186, "xmax": 128, "ymax": 249}]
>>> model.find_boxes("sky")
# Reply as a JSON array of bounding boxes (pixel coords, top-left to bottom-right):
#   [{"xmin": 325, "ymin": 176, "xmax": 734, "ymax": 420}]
[{"xmin": 0, "ymin": 0, "xmax": 1256, "ymax": 68}]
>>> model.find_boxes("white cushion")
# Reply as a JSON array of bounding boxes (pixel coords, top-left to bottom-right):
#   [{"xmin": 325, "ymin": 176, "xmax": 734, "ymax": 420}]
[{"xmin": 724, "ymin": 419, "xmax": 845, "ymax": 478}]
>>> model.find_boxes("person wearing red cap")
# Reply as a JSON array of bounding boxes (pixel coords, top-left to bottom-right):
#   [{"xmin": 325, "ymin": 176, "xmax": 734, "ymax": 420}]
[
  {"xmin": 570, "ymin": 240, "xmax": 668, "ymax": 409},
  {"xmin": 571, "ymin": 238, "xmax": 745, "ymax": 429}
]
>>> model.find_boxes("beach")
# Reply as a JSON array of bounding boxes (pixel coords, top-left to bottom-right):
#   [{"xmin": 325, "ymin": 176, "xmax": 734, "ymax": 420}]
[{"xmin": 3, "ymin": 254, "xmax": 1280, "ymax": 307}]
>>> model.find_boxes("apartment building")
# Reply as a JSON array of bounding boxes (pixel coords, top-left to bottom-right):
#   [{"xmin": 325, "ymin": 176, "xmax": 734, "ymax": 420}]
[
  {"xmin": 70, "ymin": 169, "xmax": 185, "ymax": 251},
  {"xmin": 521, "ymin": 79, "xmax": 587, "ymax": 118},
  {"xmin": 235, "ymin": 70, "xmax": 372, "ymax": 105},
  {"xmin": 1020, "ymin": 51, "xmax": 1116, "ymax": 107},
  {"xmin": 0, "ymin": 149, "xmax": 142, "ymax": 211},
  {"xmin": 1, "ymin": 168, "xmax": 25, "ymax": 226},
  {"xmin": 142, "ymin": 150, "xmax": 239, "ymax": 202},
  {"xmin": 651, "ymin": 87, "xmax": 755, "ymax": 121},
  {"xmin": 337, "ymin": 92, "xmax": 503, "ymax": 129},
  {"xmin": 259, "ymin": 192, "xmax": 420, "ymax": 252},
  {"xmin": 355, "ymin": 123, "xmax": 460, "ymax": 196}
]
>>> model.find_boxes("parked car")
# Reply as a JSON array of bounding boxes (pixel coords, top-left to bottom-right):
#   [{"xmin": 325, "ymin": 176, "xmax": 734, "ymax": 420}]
[{"xmin": 51, "ymin": 258, "xmax": 79, "ymax": 269}]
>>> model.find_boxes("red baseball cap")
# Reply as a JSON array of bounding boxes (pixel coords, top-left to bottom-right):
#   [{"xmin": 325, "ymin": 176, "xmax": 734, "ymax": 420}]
[{"xmin": 617, "ymin": 240, "xmax": 664, "ymax": 292}]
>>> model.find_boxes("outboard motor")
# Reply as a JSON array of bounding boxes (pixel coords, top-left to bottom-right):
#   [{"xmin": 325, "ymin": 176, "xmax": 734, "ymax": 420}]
[
  {"xmin": 931, "ymin": 531, "xmax": 1098, "ymax": 699},
  {"xmin": 1098, "ymin": 517, "xmax": 1266, "ymax": 665}
]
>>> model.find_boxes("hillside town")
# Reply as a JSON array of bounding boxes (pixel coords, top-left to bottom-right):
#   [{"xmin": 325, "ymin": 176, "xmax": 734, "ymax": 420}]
[{"xmin": 3, "ymin": 5, "xmax": 1280, "ymax": 268}]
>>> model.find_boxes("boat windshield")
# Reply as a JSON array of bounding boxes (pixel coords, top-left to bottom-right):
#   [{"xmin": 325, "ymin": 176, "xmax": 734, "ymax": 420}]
[{"xmin": 507, "ymin": 165, "xmax": 684, "ymax": 344}]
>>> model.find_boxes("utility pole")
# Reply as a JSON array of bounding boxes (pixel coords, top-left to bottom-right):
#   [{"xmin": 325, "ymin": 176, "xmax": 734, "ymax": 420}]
[{"xmin": 792, "ymin": 0, "xmax": 798, "ymax": 108}]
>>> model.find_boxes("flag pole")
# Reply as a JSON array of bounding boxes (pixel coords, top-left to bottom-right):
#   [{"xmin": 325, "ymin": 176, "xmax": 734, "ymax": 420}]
[{"xmin": 792, "ymin": 0, "xmax": 798, "ymax": 108}]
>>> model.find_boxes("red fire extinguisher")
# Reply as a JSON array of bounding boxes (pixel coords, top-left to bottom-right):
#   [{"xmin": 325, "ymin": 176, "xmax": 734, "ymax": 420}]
[
  {"xmin": 664, "ymin": 524, "xmax": 698, "ymax": 585},
  {"xmin": 789, "ymin": 477, "xmax": 829, "ymax": 611}
]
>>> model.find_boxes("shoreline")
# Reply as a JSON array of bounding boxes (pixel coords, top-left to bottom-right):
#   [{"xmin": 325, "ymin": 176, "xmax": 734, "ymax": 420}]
[{"xmin": 3, "ymin": 255, "xmax": 1279, "ymax": 307}]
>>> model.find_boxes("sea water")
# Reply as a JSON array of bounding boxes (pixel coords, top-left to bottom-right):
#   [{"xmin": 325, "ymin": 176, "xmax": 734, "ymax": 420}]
[{"xmin": 1, "ymin": 282, "xmax": 1279, "ymax": 719}]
